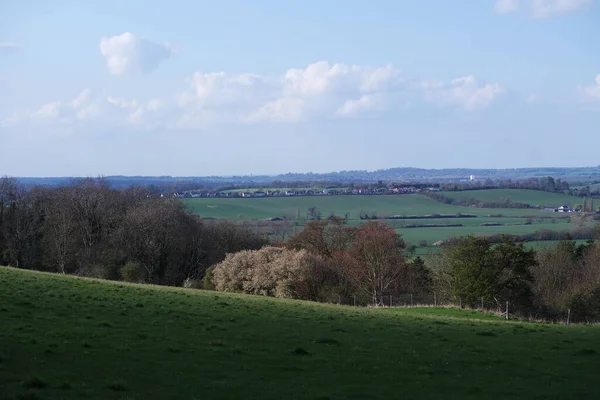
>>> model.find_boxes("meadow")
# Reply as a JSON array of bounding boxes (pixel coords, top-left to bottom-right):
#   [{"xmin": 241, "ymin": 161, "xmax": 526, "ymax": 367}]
[
  {"xmin": 182, "ymin": 193, "xmax": 564, "ymax": 220},
  {"xmin": 1, "ymin": 267, "xmax": 600, "ymax": 400},
  {"xmin": 441, "ymin": 188, "xmax": 582, "ymax": 207},
  {"xmin": 182, "ymin": 191, "xmax": 585, "ymax": 248}
]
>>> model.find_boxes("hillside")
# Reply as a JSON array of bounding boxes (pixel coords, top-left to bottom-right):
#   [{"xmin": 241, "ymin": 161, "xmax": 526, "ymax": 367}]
[
  {"xmin": 1, "ymin": 268, "xmax": 599, "ymax": 400},
  {"xmin": 441, "ymin": 189, "xmax": 582, "ymax": 207}
]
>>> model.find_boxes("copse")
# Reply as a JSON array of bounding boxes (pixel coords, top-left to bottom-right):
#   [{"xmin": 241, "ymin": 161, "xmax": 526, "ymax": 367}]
[
  {"xmin": 532, "ymin": 239, "xmax": 600, "ymax": 321},
  {"xmin": 0, "ymin": 176, "xmax": 267, "ymax": 286},
  {"xmin": 213, "ymin": 221, "xmax": 413, "ymax": 304},
  {"xmin": 432, "ymin": 236, "xmax": 536, "ymax": 313}
]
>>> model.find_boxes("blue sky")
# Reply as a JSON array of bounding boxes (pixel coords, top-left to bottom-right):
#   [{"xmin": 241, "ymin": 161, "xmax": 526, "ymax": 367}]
[{"xmin": 1, "ymin": 0, "xmax": 599, "ymax": 177}]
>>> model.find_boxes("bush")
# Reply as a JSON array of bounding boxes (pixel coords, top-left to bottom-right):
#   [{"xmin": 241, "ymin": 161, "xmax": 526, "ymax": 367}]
[
  {"xmin": 121, "ymin": 262, "xmax": 145, "ymax": 283},
  {"xmin": 211, "ymin": 247, "xmax": 328, "ymax": 300},
  {"xmin": 202, "ymin": 266, "xmax": 216, "ymax": 290},
  {"xmin": 182, "ymin": 278, "xmax": 202, "ymax": 289},
  {"xmin": 418, "ymin": 240, "xmax": 427, "ymax": 247}
]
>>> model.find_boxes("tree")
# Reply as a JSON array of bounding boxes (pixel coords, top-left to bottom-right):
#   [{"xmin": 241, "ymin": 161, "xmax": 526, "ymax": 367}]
[
  {"xmin": 346, "ymin": 222, "xmax": 407, "ymax": 305},
  {"xmin": 42, "ymin": 188, "xmax": 76, "ymax": 274},
  {"xmin": 435, "ymin": 236, "xmax": 534, "ymax": 311},
  {"xmin": 2, "ymin": 185, "xmax": 43, "ymax": 268},
  {"xmin": 408, "ymin": 256, "xmax": 433, "ymax": 294}
]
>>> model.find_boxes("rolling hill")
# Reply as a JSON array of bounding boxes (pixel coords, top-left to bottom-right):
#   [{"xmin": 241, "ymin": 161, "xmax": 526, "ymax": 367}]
[{"xmin": 1, "ymin": 267, "xmax": 599, "ymax": 400}]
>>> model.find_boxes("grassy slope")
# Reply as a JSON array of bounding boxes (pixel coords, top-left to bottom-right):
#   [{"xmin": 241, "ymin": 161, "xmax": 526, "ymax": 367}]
[
  {"xmin": 182, "ymin": 194, "xmax": 560, "ymax": 220},
  {"xmin": 441, "ymin": 189, "xmax": 581, "ymax": 207},
  {"xmin": 2, "ymin": 268, "xmax": 600, "ymax": 400}
]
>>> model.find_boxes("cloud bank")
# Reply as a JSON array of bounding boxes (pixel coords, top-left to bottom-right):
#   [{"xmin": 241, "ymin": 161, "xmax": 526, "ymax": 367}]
[{"xmin": 3, "ymin": 61, "xmax": 504, "ymax": 132}]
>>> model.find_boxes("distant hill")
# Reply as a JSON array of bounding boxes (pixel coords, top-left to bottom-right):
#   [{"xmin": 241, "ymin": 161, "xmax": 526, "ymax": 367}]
[{"xmin": 13, "ymin": 166, "xmax": 600, "ymax": 187}]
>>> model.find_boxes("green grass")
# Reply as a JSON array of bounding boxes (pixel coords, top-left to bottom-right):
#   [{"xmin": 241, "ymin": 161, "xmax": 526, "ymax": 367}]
[
  {"xmin": 183, "ymin": 194, "xmax": 560, "ymax": 220},
  {"xmin": 441, "ymin": 189, "xmax": 582, "ymax": 207},
  {"xmin": 2, "ymin": 267, "xmax": 600, "ymax": 400},
  {"xmin": 397, "ymin": 220, "xmax": 573, "ymax": 244}
]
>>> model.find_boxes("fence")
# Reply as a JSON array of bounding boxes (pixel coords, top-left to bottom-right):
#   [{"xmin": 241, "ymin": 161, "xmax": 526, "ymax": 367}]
[{"xmin": 326, "ymin": 293, "xmax": 574, "ymax": 323}]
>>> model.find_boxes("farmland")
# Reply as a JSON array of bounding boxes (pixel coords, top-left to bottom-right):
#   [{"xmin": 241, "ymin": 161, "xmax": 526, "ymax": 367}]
[
  {"xmin": 441, "ymin": 189, "xmax": 582, "ymax": 207},
  {"xmin": 182, "ymin": 190, "xmax": 592, "ymax": 249},
  {"xmin": 2, "ymin": 267, "xmax": 600, "ymax": 400},
  {"xmin": 182, "ymin": 192, "xmax": 565, "ymax": 220}
]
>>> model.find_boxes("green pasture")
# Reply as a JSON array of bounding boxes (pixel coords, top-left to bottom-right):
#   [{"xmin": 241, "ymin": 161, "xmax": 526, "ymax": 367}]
[
  {"xmin": 441, "ymin": 189, "xmax": 582, "ymax": 207},
  {"xmin": 183, "ymin": 194, "xmax": 561, "ymax": 221},
  {"xmin": 396, "ymin": 220, "xmax": 573, "ymax": 245},
  {"xmin": 2, "ymin": 267, "xmax": 600, "ymax": 400}
]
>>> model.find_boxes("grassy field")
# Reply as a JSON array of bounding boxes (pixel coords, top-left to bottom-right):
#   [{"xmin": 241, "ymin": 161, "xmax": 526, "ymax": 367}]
[
  {"xmin": 2, "ymin": 267, "xmax": 600, "ymax": 400},
  {"xmin": 396, "ymin": 220, "xmax": 572, "ymax": 245},
  {"xmin": 441, "ymin": 189, "xmax": 582, "ymax": 207},
  {"xmin": 183, "ymin": 194, "xmax": 561, "ymax": 220}
]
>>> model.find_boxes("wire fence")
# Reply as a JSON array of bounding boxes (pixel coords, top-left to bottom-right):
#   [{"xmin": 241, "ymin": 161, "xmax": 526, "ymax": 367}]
[{"xmin": 326, "ymin": 293, "xmax": 568, "ymax": 323}]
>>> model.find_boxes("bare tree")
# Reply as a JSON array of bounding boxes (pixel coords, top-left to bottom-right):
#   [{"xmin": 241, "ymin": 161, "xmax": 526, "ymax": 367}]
[
  {"xmin": 346, "ymin": 222, "xmax": 407, "ymax": 305},
  {"xmin": 42, "ymin": 188, "xmax": 76, "ymax": 274}
]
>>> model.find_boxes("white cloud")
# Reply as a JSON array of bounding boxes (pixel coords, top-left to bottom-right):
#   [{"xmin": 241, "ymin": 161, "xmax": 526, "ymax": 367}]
[
  {"xmin": 107, "ymin": 96, "xmax": 166, "ymax": 127},
  {"xmin": 532, "ymin": 0, "xmax": 592, "ymax": 17},
  {"xmin": 0, "ymin": 41, "xmax": 18, "ymax": 53},
  {"xmin": 495, "ymin": 0, "xmax": 520, "ymax": 14},
  {"xmin": 177, "ymin": 61, "xmax": 406, "ymax": 126},
  {"xmin": 582, "ymin": 75, "xmax": 600, "ymax": 100},
  {"xmin": 31, "ymin": 89, "xmax": 100, "ymax": 122},
  {"xmin": 494, "ymin": 0, "xmax": 593, "ymax": 17},
  {"xmin": 423, "ymin": 76, "xmax": 503, "ymax": 110},
  {"xmin": 335, "ymin": 94, "xmax": 384, "ymax": 117},
  {"xmin": 4, "ymin": 61, "xmax": 503, "ymax": 131},
  {"xmin": 99, "ymin": 32, "xmax": 174, "ymax": 75}
]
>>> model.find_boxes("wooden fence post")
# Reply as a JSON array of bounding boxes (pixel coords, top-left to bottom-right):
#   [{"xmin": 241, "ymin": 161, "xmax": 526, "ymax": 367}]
[
  {"xmin": 434, "ymin": 292, "xmax": 437, "ymax": 306},
  {"xmin": 567, "ymin": 309, "xmax": 571, "ymax": 325},
  {"xmin": 506, "ymin": 301, "xmax": 509, "ymax": 320}
]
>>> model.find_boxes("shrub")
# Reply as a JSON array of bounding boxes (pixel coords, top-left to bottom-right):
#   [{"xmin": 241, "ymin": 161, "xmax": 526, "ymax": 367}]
[
  {"xmin": 211, "ymin": 247, "xmax": 327, "ymax": 300},
  {"xmin": 182, "ymin": 278, "xmax": 202, "ymax": 289},
  {"xmin": 418, "ymin": 240, "xmax": 428, "ymax": 247},
  {"xmin": 120, "ymin": 262, "xmax": 145, "ymax": 283},
  {"xmin": 202, "ymin": 266, "xmax": 216, "ymax": 290}
]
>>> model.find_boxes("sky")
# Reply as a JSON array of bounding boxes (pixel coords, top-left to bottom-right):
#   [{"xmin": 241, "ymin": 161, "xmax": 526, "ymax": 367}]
[{"xmin": 0, "ymin": 0, "xmax": 599, "ymax": 177}]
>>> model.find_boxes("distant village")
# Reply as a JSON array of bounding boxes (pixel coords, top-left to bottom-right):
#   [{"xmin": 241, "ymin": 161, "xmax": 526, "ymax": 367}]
[{"xmin": 173, "ymin": 186, "xmax": 436, "ymax": 199}]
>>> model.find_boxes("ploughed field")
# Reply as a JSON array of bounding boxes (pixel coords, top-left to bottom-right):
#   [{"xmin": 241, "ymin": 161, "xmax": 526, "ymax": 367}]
[{"xmin": 2, "ymin": 267, "xmax": 600, "ymax": 400}]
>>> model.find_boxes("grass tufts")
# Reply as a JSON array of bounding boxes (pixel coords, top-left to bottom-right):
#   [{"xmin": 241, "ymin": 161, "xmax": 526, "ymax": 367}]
[
  {"xmin": 291, "ymin": 347, "xmax": 311, "ymax": 356},
  {"xmin": 22, "ymin": 377, "xmax": 46, "ymax": 389}
]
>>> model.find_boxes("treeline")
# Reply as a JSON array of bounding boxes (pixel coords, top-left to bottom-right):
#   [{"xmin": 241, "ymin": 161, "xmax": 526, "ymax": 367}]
[
  {"xmin": 434, "ymin": 176, "xmax": 600, "ymax": 199},
  {"xmin": 3, "ymin": 176, "xmax": 600, "ymax": 322},
  {"xmin": 207, "ymin": 221, "xmax": 430, "ymax": 305},
  {"xmin": 425, "ymin": 192, "xmax": 535, "ymax": 209},
  {"xmin": 205, "ymin": 220, "xmax": 600, "ymax": 322},
  {"xmin": 0, "ymin": 177, "xmax": 266, "ymax": 285}
]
